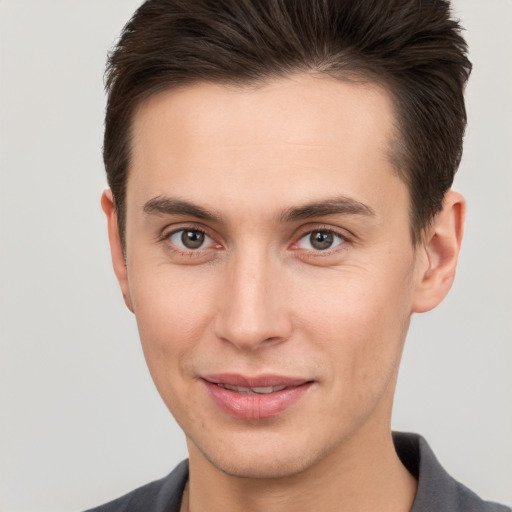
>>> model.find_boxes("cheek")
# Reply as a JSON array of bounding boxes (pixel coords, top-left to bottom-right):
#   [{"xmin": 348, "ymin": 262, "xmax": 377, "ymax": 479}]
[
  {"xmin": 294, "ymin": 263, "xmax": 414, "ymax": 388},
  {"xmin": 128, "ymin": 267, "xmax": 216, "ymax": 388}
]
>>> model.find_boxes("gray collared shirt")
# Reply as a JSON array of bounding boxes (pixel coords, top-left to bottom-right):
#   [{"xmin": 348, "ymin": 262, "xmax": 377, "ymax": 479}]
[
  {"xmin": 85, "ymin": 432, "xmax": 510, "ymax": 511},
  {"xmin": 393, "ymin": 433, "xmax": 509, "ymax": 512}
]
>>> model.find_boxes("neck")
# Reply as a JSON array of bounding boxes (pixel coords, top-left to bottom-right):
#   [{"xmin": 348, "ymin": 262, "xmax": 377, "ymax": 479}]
[{"xmin": 185, "ymin": 426, "xmax": 417, "ymax": 512}]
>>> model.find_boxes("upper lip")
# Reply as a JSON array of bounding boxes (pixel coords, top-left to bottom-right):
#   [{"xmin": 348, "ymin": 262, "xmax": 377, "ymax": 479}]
[{"xmin": 202, "ymin": 374, "xmax": 311, "ymax": 388}]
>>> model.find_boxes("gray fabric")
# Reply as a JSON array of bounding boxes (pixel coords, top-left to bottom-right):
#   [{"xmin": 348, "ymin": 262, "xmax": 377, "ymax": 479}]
[
  {"xmin": 393, "ymin": 433, "xmax": 510, "ymax": 512},
  {"xmin": 84, "ymin": 460, "xmax": 188, "ymax": 512},
  {"xmin": 84, "ymin": 432, "xmax": 510, "ymax": 512}
]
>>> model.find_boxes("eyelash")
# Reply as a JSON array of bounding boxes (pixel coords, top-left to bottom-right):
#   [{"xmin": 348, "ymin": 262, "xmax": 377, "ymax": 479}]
[
  {"xmin": 292, "ymin": 226, "xmax": 349, "ymax": 256},
  {"xmin": 159, "ymin": 225, "xmax": 218, "ymax": 257},
  {"xmin": 159, "ymin": 224, "xmax": 350, "ymax": 258}
]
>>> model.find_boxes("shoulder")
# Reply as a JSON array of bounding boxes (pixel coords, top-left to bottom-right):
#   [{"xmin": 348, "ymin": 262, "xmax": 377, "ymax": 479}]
[
  {"xmin": 393, "ymin": 432, "xmax": 510, "ymax": 512},
  {"xmin": 83, "ymin": 460, "xmax": 189, "ymax": 512}
]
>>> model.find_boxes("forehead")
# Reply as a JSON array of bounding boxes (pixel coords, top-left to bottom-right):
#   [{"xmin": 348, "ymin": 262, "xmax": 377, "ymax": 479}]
[
  {"xmin": 131, "ymin": 74, "xmax": 396, "ymax": 157},
  {"xmin": 127, "ymin": 74, "xmax": 404, "ymax": 223}
]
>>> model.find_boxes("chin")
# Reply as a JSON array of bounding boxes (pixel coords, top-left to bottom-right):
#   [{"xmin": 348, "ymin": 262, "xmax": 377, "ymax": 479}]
[
  {"xmin": 190, "ymin": 429, "xmax": 336, "ymax": 480},
  {"xmin": 207, "ymin": 449, "xmax": 313, "ymax": 479}
]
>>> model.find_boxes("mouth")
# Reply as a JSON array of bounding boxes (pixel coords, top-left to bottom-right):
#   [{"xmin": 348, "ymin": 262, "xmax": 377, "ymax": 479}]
[
  {"xmin": 201, "ymin": 374, "xmax": 314, "ymax": 419},
  {"xmin": 216, "ymin": 383, "xmax": 290, "ymax": 395}
]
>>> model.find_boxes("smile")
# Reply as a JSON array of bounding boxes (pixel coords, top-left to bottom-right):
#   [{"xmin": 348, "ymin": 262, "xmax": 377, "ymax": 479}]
[
  {"xmin": 217, "ymin": 384, "xmax": 288, "ymax": 394},
  {"xmin": 202, "ymin": 374, "xmax": 313, "ymax": 419}
]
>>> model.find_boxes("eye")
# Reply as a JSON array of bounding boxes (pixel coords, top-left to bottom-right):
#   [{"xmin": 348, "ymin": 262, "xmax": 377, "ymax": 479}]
[
  {"xmin": 296, "ymin": 230, "xmax": 345, "ymax": 251},
  {"xmin": 168, "ymin": 229, "xmax": 213, "ymax": 250}
]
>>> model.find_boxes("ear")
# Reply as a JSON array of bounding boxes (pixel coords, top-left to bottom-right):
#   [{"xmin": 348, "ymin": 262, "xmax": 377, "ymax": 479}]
[
  {"xmin": 412, "ymin": 190, "xmax": 466, "ymax": 313},
  {"xmin": 101, "ymin": 189, "xmax": 134, "ymax": 313}
]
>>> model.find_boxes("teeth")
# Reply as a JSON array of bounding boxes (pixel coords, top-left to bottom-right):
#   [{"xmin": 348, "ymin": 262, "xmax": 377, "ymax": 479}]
[
  {"xmin": 218, "ymin": 384, "xmax": 287, "ymax": 394},
  {"xmin": 221, "ymin": 384, "xmax": 243, "ymax": 392},
  {"xmin": 252, "ymin": 386, "xmax": 288, "ymax": 393},
  {"xmin": 252, "ymin": 386, "xmax": 277, "ymax": 394}
]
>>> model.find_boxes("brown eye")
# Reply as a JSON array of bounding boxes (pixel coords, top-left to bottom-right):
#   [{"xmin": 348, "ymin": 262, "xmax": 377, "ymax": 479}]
[
  {"xmin": 182, "ymin": 230, "xmax": 204, "ymax": 248},
  {"xmin": 310, "ymin": 232, "xmax": 334, "ymax": 250},
  {"xmin": 169, "ymin": 229, "xmax": 209, "ymax": 250},
  {"xmin": 297, "ymin": 230, "xmax": 344, "ymax": 251}
]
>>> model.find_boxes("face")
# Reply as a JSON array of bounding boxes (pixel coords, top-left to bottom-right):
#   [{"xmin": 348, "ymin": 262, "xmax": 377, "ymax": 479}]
[{"xmin": 111, "ymin": 75, "xmax": 432, "ymax": 479}]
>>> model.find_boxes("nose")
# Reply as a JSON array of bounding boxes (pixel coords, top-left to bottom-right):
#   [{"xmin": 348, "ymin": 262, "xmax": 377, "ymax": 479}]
[{"xmin": 214, "ymin": 248, "xmax": 292, "ymax": 352}]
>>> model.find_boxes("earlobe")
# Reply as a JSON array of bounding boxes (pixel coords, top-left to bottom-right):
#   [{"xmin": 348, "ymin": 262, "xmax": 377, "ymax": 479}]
[
  {"xmin": 101, "ymin": 190, "xmax": 134, "ymax": 313},
  {"xmin": 412, "ymin": 190, "xmax": 465, "ymax": 313}
]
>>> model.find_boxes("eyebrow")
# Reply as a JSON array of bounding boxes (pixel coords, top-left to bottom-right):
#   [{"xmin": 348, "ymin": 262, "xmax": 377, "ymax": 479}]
[
  {"xmin": 143, "ymin": 194, "xmax": 376, "ymax": 224},
  {"xmin": 143, "ymin": 196, "xmax": 223, "ymax": 222},
  {"xmin": 278, "ymin": 196, "xmax": 376, "ymax": 223}
]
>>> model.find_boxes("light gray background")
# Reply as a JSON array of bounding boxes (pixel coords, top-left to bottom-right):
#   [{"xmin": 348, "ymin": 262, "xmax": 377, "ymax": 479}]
[{"xmin": 0, "ymin": 1, "xmax": 510, "ymax": 511}]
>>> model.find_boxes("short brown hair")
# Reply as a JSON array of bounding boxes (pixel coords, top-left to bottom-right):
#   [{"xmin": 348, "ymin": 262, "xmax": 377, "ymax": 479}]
[{"xmin": 104, "ymin": 0, "xmax": 471, "ymax": 246}]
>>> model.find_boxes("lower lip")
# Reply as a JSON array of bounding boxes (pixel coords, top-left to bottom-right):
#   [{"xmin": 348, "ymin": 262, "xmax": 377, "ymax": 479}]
[{"xmin": 203, "ymin": 380, "xmax": 313, "ymax": 419}]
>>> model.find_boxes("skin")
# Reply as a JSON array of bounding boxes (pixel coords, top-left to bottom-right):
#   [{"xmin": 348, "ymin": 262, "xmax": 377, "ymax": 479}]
[{"xmin": 102, "ymin": 74, "xmax": 465, "ymax": 512}]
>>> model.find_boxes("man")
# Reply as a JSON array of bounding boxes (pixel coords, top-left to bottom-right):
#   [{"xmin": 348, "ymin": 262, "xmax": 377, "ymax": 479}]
[{"xmin": 87, "ymin": 1, "xmax": 509, "ymax": 511}]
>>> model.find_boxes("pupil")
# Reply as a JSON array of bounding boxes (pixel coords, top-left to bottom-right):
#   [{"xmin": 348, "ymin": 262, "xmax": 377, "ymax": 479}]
[
  {"xmin": 310, "ymin": 231, "xmax": 333, "ymax": 250},
  {"xmin": 181, "ymin": 230, "xmax": 205, "ymax": 249}
]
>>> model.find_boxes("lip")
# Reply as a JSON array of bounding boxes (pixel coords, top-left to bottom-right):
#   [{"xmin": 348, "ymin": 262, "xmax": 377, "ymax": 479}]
[{"xmin": 202, "ymin": 374, "xmax": 313, "ymax": 419}]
